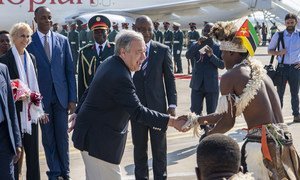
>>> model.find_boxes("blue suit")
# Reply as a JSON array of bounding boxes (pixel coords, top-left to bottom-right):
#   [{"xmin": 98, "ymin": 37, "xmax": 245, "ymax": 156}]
[
  {"xmin": 186, "ymin": 39, "xmax": 224, "ymax": 115},
  {"xmin": 27, "ymin": 31, "xmax": 77, "ymax": 179},
  {"xmin": 0, "ymin": 63, "xmax": 22, "ymax": 180}
]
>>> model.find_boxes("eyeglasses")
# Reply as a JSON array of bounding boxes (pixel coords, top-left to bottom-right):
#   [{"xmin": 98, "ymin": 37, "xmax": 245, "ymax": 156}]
[{"xmin": 19, "ymin": 34, "xmax": 30, "ymax": 38}]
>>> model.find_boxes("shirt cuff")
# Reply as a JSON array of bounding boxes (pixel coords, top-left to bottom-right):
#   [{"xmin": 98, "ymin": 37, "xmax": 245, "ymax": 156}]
[{"xmin": 169, "ymin": 104, "xmax": 177, "ymax": 108}]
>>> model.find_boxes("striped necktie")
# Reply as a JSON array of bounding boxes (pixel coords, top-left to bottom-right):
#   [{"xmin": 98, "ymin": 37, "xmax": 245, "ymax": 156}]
[{"xmin": 142, "ymin": 45, "xmax": 149, "ymax": 76}]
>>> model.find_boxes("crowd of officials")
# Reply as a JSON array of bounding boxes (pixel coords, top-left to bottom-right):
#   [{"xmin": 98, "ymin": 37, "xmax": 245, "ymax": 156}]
[{"xmin": 0, "ymin": 4, "xmax": 300, "ymax": 180}]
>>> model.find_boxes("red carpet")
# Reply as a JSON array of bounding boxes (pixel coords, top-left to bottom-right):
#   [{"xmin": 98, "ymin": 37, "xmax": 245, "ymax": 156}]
[{"xmin": 174, "ymin": 74, "xmax": 192, "ymax": 80}]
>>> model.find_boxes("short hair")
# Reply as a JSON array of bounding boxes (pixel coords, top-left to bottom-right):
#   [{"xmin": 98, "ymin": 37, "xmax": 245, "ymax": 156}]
[
  {"xmin": 197, "ymin": 134, "xmax": 241, "ymax": 177},
  {"xmin": 9, "ymin": 22, "xmax": 33, "ymax": 45},
  {"xmin": 135, "ymin": 15, "xmax": 154, "ymax": 29},
  {"xmin": 285, "ymin": 13, "xmax": 298, "ymax": 22},
  {"xmin": 114, "ymin": 30, "xmax": 144, "ymax": 56},
  {"xmin": 34, "ymin": 6, "xmax": 48, "ymax": 16},
  {"xmin": 0, "ymin": 30, "xmax": 9, "ymax": 35}
]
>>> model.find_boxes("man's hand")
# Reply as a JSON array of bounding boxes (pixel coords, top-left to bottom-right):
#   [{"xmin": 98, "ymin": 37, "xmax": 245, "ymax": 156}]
[
  {"xmin": 39, "ymin": 114, "xmax": 49, "ymax": 124},
  {"xmin": 168, "ymin": 116, "xmax": 189, "ymax": 132},
  {"xmin": 167, "ymin": 107, "xmax": 176, "ymax": 116},
  {"xmin": 68, "ymin": 102, "xmax": 76, "ymax": 115},
  {"xmin": 278, "ymin": 49, "xmax": 286, "ymax": 56},
  {"xmin": 68, "ymin": 113, "xmax": 77, "ymax": 133},
  {"xmin": 205, "ymin": 46, "xmax": 213, "ymax": 57},
  {"xmin": 13, "ymin": 147, "xmax": 22, "ymax": 163},
  {"xmin": 197, "ymin": 36, "xmax": 207, "ymax": 45}
]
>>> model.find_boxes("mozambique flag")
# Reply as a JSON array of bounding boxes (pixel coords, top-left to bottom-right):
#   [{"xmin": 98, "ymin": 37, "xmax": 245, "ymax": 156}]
[{"xmin": 235, "ymin": 19, "xmax": 259, "ymax": 56}]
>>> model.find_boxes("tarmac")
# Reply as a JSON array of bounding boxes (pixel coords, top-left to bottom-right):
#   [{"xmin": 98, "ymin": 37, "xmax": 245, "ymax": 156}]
[{"xmin": 21, "ymin": 45, "xmax": 300, "ymax": 180}]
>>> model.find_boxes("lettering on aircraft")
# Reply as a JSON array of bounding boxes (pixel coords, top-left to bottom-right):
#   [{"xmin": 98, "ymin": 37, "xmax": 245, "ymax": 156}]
[{"xmin": 0, "ymin": 0, "xmax": 99, "ymax": 12}]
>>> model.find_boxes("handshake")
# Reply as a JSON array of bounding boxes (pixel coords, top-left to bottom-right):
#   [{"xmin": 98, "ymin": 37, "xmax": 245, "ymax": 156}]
[{"xmin": 168, "ymin": 112, "xmax": 201, "ymax": 133}]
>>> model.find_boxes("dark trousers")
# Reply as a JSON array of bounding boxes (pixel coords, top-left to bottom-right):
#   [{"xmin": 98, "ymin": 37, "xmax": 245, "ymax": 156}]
[
  {"xmin": 131, "ymin": 121, "xmax": 167, "ymax": 180},
  {"xmin": 0, "ymin": 121, "xmax": 15, "ymax": 180},
  {"xmin": 14, "ymin": 123, "xmax": 40, "ymax": 180},
  {"xmin": 173, "ymin": 53, "xmax": 182, "ymax": 73},
  {"xmin": 276, "ymin": 65, "xmax": 300, "ymax": 116},
  {"xmin": 190, "ymin": 88, "xmax": 219, "ymax": 115},
  {"xmin": 41, "ymin": 92, "xmax": 69, "ymax": 180}
]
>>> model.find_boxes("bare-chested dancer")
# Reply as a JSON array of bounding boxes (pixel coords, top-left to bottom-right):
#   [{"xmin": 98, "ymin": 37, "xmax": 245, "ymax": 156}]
[{"xmin": 182, "ymin": 21, "xmax": 300, "ymax": 179}]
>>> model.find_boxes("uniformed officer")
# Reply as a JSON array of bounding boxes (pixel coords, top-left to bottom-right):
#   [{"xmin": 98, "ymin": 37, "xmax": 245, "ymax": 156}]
[
  {"xmin": 60, "ymin": 24, "xmax": 68, "ymax": 37},
  {"xmin": 153, "ymin": 21, "xmax": 163, "ymax": 43},
  {"xmin": 79, "ymin": 23, "xmax": 88, "ymax": 48},
  {"xmin": 121, "ymin": 22, "xmax": 129, "ymax": 29},
  {"xmin": 52, "ymin": 23, "xmax": 59, "ymax": 32},
  {"xmin": 163, "ymin": 21, "xmax": 173, "ymax": 53},
  {"xmin": 68, "ymin": 22, "xmax": 79, "ymax": 72},
  {"xmin": 187, "ymin": 22, "xmax": 200, "ymax": 73},
  {"xmin": 108, "ymin": 22, "xmax": 119, "ymax": 43},
  {"xmin": 172, "ymin": 22, "xmax": 184, "ymax": 73},
  {"xmin": 77, "ymin": 15, "xmax": 115, "ymax": 99}
]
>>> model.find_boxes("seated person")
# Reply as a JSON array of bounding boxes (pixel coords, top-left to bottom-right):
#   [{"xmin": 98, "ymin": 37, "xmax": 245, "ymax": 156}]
[{"xmin": 196, "ymin": 134, "xmax": 254, "ymax": 180}]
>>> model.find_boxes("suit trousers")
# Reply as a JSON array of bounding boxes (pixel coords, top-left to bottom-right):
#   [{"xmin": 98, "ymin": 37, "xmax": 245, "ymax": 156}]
[
  {"xmin": 276, "ymin": 65, "xmax": 300, "ymax": 116},
  {"xmin": 0, "ymin": 121, "xmax": 15, "ymax": 180},
  {"xmin": 173, "ymin": 53, "xmax": 182, "ymax": 73},
  {"xmin": 14, "ymin": 123, "xmax": 40, "ymax": 180},
  {"xmin": 190, "ymin": 88, "xmax": 219, "ymax": 115},
  {"xmin": 131, "ymin": 121, "xmax": 167, "ymax": 180},
  {"xmin": 81, "ymin": 151, "xmax": 121, "ymax": 180},
  {"xmin": 41, "ymin": 90, "xmax": 69, "ymax": 180}
]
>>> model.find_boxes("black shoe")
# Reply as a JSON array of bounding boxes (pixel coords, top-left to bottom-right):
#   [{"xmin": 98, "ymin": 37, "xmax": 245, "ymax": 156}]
[{"xmin": 293, "ymin": 115, "xmax": 300, "ymax": 122}]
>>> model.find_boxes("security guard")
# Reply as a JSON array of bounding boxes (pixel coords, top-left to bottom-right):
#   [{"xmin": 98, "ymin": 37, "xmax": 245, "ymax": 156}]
[
  {"xmin": 79, "ymin": 23, "xmax": 88, "ymax": 48},
  {"xmin": 60, "ymin": 24, "xmax": 68, "ymax": 37},
  {"xmin": 77, "ymin": 15, "xmax": 115, "ymax": 99},
  {"xmin": 153, "ymin": 21, "xmax": 163, "ymax": 43},
  {"xmin": 187, "ymin": 22, "xmax": 200, "ymax": 73},
  {"xmin": 108, "ymin": 22, "xmax": 119, "ymax": 43},
  {"xmin": 121, "ymin": 22, "xmax": 129, "ymax": 29},
  {"xmin": 172, "ymin": 22, "xmax": 183, "ymax": 73},
  {"xmin": 163, "ymin": 21, "xmax": 173, "ymax": 53},
  {"xmin": 68, "ymin": 22, "xmax": 79, "ymax": 72}
]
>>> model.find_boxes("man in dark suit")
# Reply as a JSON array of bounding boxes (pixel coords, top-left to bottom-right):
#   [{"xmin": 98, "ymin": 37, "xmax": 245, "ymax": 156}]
[
  {"xmin": 186, "ymin": 23, "xmax": 224, "ymax": 125},
  {"xmin": 132, "ymin": 16, "xmax": 177, "ymax": 180},
  {"xmin": 27, "ymin": 6, "xmax": 77, "ymax": 180},
  {"xmin": 69, "ymin": 30, "xmax": 186, "ymax": 180},
  {"xmin": 0, "ymin": 63, "xmax": 22, "ymax": 180},
  {"xmin": 77, "ymin": 15, "xmax": 115, "ymax": 99}
]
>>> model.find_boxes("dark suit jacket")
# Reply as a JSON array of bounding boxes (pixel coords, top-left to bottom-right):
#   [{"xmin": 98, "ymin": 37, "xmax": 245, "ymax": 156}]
[
  {"xmin": 186, "ymin": 39, "xmax": 224, "ymax": 92},
  {"xmin": 133, "ymin": 40, "xmax": 176, "ymax": 113},
  {"xmin": 0, "ymin": 63, "xmax": 22, "ymax": 154},
  {"xmin": 27, "ymin": 31, "xmax": 77, "ymax": 108},
  {"xmin": 72, "ymin": 55, "xmax": 170, "ymax": 164},
  {"xmin": 0, "ymin": 49, "xmax": 37, "ymax": 114}
]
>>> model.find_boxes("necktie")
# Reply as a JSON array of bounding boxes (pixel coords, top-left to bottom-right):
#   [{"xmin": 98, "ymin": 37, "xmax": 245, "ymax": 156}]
[
  {"xmin": 142, "ymin": 45, "xmax": 149, "ymax": 76},
  {"xmin": 99, "ymin": 45, "xmax": 103, "ymax": 57},
  {"xmin": 44, "ymin": 35, "xmax": 51, "ymax": 61}
]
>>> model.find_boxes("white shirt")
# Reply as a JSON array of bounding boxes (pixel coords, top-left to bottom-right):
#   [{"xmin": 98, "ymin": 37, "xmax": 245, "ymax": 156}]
[
  {"xmin": 95, "ymin": 41, "xmax": 107, "ymax": 56},
  {"xmin": 37, "ymin": 30, "xmax": 52, "ymax": 58}
]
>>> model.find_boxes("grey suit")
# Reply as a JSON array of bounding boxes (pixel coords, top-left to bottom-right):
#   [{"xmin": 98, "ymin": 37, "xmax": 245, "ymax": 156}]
[
  {"xmin": 0, "ymin": 63, "xmax": 22, "ymax": 180},
  {"xmin": 132, "ymin": 40, "xmax": 177, "ymax": 180}
]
